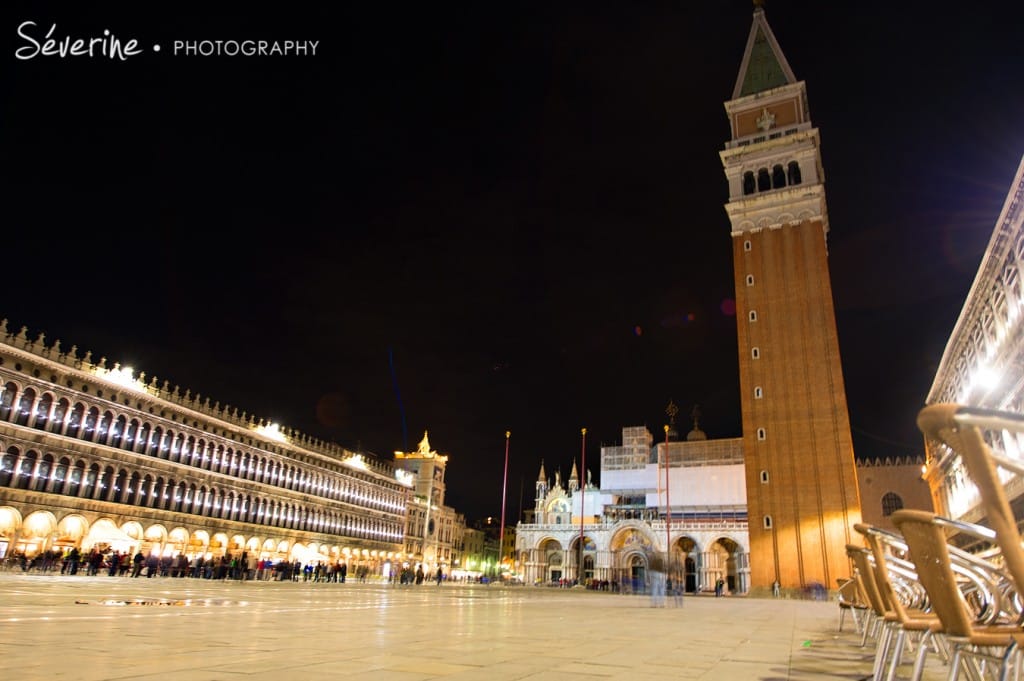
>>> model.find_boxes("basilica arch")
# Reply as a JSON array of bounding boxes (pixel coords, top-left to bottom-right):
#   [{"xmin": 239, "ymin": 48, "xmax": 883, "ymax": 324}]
[
  {"xmin": 609, "ymin": 525, "xmax": 656, "ymax": 592},
  {"xmin": 678, "ymin": 533, "xmax": 748, "ymax": 594}
]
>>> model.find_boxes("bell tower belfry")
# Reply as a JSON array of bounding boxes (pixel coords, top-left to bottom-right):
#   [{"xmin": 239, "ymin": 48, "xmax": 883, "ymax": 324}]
[{"xmin": 720, "ymin": 2, "xmax": 862, "ymax": 591}]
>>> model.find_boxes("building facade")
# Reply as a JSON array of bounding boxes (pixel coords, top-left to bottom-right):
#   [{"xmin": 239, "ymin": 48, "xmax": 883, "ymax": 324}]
[
  {"xmin": 923, "ymin": 154, "xmax": 1024, "ymax": 531},
  {"xmin": 857, "ymin": 456, "xmax": 933, "ymax": 533},
  {"xmin": 720, "ymin": 5, "xmax": 862, "ymax": 591},
  {"xmin": 0, "ymin": 320, "xmax": 413, "ymax": 575}
]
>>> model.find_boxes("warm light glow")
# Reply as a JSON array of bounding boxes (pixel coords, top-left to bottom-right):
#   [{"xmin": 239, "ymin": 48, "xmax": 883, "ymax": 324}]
[
  {"xmin": 254, "ymin": 422, "xmax": 288, "ymax": 442},
  {"xmin": 101, "ymin": 365, "xmax": 145, "ymax": 392},
  {"xmin": 345, "ymin": 454, "xmax": 369, "ymax": 470}
]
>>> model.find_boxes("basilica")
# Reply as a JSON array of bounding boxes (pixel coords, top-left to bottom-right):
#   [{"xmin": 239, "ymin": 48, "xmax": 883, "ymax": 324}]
[{"xmin": 515, "ymin": 411, "xmax": 749, "ymax": 594}]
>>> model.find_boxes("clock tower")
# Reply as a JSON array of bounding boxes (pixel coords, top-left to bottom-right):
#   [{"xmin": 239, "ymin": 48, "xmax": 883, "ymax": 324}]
[{"xmin": 720, "ymin": 3, "xmax": 862, "ymax": 592}]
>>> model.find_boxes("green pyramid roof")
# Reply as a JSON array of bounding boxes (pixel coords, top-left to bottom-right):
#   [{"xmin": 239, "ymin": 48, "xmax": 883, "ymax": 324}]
[{"xmin": 732, "ymin": 9, "xmax": 797, "ymax": 100}]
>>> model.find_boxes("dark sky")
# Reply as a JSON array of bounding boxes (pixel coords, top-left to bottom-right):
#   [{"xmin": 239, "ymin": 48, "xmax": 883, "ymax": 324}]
[{"xmin": 6, "ymin": 2, "xmax": 1024, "ymax": 523}]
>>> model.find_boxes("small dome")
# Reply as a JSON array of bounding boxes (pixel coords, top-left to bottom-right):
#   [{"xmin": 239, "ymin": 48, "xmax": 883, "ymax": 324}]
[{"xmin": 686, "ymin": 428, "xmax": 707, "ymax": 441}]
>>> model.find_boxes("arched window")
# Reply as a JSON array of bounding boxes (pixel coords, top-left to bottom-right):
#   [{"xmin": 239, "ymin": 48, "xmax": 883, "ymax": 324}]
[
  {"xmin": 112, "ymin": 469, "xmax": 128, "ymax": 504},
  {"xmin": 50, "ymin": 398, "xmax": 69, "ymax": 434},
  {"xmin": 787, "ymin": 161, "xmax": 802, "ymax": 185},
  {"xmin": 174, "ymin": 482, "xmax": 186, "ymax": 512},
  {"xmin": 772, "ymin": 164, "xmax": 786, "ymax": 188},
  {"xmin": 52, "ymin": 458, "xmax": 69, "ymax": 495},
  {"xmin": 125, "ymin": 472, "xmax": 140, "ymax": 505},
  {"xmin": 83, "ymin": 407, "xmax": 100, "ymax": 441},
  {"xmin": 171, "ymin": 433, "xmax": 184, "ymax": 462},
  {"xmin": 159, "ymin": 430, "xmax": 172, "ymax": 459},
  {"xmin": 757, "ymin": 168, "xmax": 771, "ymax": 192},
  {"xmin": 163, "ymin": 479, "xmax": 176, "ymax": 511},
  {"xmin": 881, "ymin": 492, "xmax": 904, "ymax": 517},
  {"xmin": 110, "ymin": 415, "xmax": 126, "ymax": 448},
  {"xmin": 96, "ymin": 411, "xmax": 113, "ymax": 444},
  {"xmin": 0, "ymin": 450, "xmax": 17, "ymax": 486},
  {"xmin": 140, "ymin": 475, "xmax": 153, "ymax": 506},
  {"xmin": 68, "ymin": 461, "xmax": 85, "ymax": 494},
  {"xmin": 66, "ymin": 403, "xmax": 84, "ymax": 438},
  {"xmin": 33, "ymin": 393, "xmax": 52, "ymax": 430},
  {"xmin": 82, "ymin": 463, "xmax": 99, "ymax": 499},
  {"xmin": 101, "ymin": 465, "xmax": 115, "ymax": 501},
  {"xmin": 742, "ymin": 171, "xmax": 756, "ymax": 195},
  {"xmin": 124, "ymin": 419, "xmax": 139, "ymax": 450},
  {"xmin": 151, "ymin": 478, "xmax": 165, "ymax": 509},
  {"xmin": 14, "ymin": 388, "xmax": 35, "ymax": 427},
  {"xmin": 148, "ymin": 427, "xmax": 162, "ymax": 456},
  {"xmin": 135, "ymin": 422, "xmax": 150, "ymax": 453},
  {"xmin": 15, "ymin": 451, "xmax": 36, "ymax": 489},
  {"xmin": 35, "ymin": 454, "xmax": 53, "ymax": 492},
  {"xmin": 0, "ymin": 383, "xmax": 15, "ymax": 421}
]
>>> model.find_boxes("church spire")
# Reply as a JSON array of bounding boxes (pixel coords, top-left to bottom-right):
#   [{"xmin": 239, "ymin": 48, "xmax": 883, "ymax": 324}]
[
  {"xmin": 534, "ymin": 459, "xmax": 549, "ymax": 516},
  {"xmin": 732, "ymin": 1, "xmax": 797, "ymax": 99}
]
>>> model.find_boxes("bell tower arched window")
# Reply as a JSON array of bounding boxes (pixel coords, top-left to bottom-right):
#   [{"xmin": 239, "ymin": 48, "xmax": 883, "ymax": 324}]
[
  {"xmin": 772, "ymin": 164, "xmax": 786, "ymax": 188},
  {"xmin": 787, "ymin": 161, "xmax": 802, "ymax": 185},
  {"xmin": 743, "ymin": 171, "xmax": 755, "ymax": 195}
]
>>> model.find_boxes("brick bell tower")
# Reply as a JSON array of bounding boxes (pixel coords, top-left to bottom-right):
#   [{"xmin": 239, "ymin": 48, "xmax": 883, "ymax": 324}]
[{"xmin": 719, "ymin": 1, "xmax": 862, "ymax": 592}]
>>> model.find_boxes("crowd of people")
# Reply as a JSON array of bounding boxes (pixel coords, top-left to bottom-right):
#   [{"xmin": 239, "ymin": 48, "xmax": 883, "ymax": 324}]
[{"xmin": 3, "ymin": 548, "xmax": 381, "ymax": 582}]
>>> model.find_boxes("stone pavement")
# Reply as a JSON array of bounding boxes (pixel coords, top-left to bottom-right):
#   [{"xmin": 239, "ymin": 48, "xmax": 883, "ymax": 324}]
[{"xmin": 0, "ymin": 573, "xmax": 950, "ymax": 680}]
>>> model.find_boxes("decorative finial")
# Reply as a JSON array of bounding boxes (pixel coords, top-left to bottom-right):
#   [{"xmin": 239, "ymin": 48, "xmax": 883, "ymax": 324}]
[
  {"xmin": 691, "ymin": 403, "xmax": 702, "ymax": 430},
  {"xmin": 665, "ymin": 399, "xmax": 679, "ymax": 426},
  {"xmin": 753, "ymin": 0, "xmax": 765, "ymax": 8}
]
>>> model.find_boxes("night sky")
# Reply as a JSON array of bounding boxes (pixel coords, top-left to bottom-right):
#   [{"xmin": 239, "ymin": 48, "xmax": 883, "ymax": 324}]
[{"xmin": 7, "ymin": 3, "xmax": 1024, "ymax": 523}]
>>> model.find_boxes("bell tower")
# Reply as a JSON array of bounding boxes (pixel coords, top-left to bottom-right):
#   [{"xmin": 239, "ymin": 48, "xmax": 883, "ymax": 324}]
[{"xmin": 720, "ymin": 2, "xmax": 862, "ymax": 591}]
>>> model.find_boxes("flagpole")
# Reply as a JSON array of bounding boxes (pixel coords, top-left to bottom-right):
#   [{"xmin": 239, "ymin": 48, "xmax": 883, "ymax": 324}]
[
  {"xmin": 664, "ymin": 424, "xmax": 671, "ymax": 585},
  {"xmin": 498, "ymin": 431, "xmax": 510, "ymax": 580},
  {"xmin": 578, "ymin": 427, "xmax": 587, "ymax": 585}
]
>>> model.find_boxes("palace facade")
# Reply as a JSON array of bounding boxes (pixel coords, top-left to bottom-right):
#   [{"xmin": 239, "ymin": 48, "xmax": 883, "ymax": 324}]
[{"xmin": 0, "ymin": 320, "xmax": 415, "ymax": 575}]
